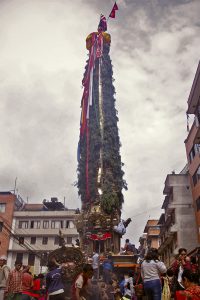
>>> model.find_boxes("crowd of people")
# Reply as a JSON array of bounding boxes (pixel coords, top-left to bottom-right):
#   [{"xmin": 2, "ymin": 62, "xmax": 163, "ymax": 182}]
[
  {"xmin": 0, "ymin": 257, "xmax": 45, "ymax": 300},
  {"xmin": 0, "ymin": 246, "xmax": 199, "ymax": 300}
]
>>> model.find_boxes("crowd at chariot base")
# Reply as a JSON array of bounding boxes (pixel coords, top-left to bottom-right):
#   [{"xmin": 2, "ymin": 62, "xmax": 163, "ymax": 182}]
[{"xmin": 0, "ymin": 243, "xmax": 200, "ymax": 300}]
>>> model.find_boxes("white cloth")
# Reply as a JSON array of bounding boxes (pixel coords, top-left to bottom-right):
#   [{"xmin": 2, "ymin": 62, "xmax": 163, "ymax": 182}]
[
  {"xmin": 178, "ymin": 265, "xmax": 183, "ymax": 283},
  {"xmin": 124, "ymin": 277, "xmax": 135, "ymax": 297},
  {"xmin": 92, "ymin": 253, "xmax": 99, "ymax": 270},
  {"xmin": 177, "ymin": 265, "xmax": 184, "ymax": 288},
  {"xmin": 0, "ymin": 265, "xmax": 10, "ymax": 288},
  {"xmin": 75, "ymin": 274, "xmax": 84, "ymax": 289},
  {"xmin": 48, "ymin": 289, "xmax": 64, "ymax": 296},
  {"xmin": 113, "ymin": 221, "xmax": 126, "ymax": 235}
]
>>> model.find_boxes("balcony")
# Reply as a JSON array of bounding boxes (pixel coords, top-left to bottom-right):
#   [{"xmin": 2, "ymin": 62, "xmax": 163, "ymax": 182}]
[
  {"xmin": 191, "ymin": 116, "xmax": 200, "ymax": 144},
  {"xmin": 14, "ymin": 227, "xmax": 78, "ymax": 236},
  {"xmin": 187, "ymin": 62, "xmax": 200, "ymax": 114}
]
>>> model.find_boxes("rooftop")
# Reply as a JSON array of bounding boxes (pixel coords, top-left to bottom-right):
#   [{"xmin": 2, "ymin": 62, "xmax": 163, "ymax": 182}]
[{"xmin": 23, "ymin": 204, "xmax": 47, "ymax": 211}]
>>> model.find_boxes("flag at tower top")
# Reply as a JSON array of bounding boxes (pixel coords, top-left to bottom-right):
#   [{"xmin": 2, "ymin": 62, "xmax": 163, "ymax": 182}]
[{"xmin": 109, "ymin": 2, "xmax": 118, "ymax": 18}]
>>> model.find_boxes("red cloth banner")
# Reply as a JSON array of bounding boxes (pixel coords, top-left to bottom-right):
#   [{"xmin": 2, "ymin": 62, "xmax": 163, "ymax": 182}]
[
  {"xmin": 109, "ymin": 2, "xmax": 118, "ymax": 18},
  {"xmin": 80, "ymin": 32, "xmax": 100, "ymax": 136},
  {"xmin": 90, "ymin": 232, "xmax": 112, "ymax": 240},
  {"xmin": 79, "ymin": 31, "xmax": 105, "ymax": 202}
]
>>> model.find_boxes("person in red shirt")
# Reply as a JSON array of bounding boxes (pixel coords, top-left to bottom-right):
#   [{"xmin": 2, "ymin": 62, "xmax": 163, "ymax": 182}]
[
  {"xmin": 176, "ymin": 269, "xmax": 200, "ymax": 300},
  {"xmin": 171, "ymin": 248, "xmax": 191, "ymax": 292},
  {"xmin": 190, "ymin": 256, "xmax": 198, "ymax": 274},
  {"xmin": 21, "ymin": 265, "xmax": 33, "ymax": 300}
]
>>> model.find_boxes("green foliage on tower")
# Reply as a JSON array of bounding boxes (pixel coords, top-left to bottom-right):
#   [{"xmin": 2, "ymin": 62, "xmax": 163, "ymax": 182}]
[{"xmin": 77, "ymin": 42, "xmax": 127, "ymax": 214}]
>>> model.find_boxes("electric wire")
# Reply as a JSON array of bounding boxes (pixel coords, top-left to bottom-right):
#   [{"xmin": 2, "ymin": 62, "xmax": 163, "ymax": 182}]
[
  {"xmin": 0, "ymin": 215, "xmax": 46, "ymax": 261},
  {"xmin": 121, "ymin": 204, "xmax": 161, "ymax": 220}
]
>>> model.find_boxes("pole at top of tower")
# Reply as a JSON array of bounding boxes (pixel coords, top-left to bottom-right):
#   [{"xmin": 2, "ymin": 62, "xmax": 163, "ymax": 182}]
[{"xmin": 98, "ymin": 14, "xmax": 107, "ymax": 32}]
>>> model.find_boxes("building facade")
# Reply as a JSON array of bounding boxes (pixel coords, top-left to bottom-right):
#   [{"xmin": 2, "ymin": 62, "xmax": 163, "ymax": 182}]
[
  {"xmin": 7, "ymin": 199, "xmax": 79, "ymax": 274},
  {"xmin": 138, "ymin": 233, "xmax": 147, "ymax": 259},
  {"xmin": 0, "ymin": 192, "xmax": 24, "ymax": 256},
  {"xmin": 185, "ymin": 61, "xmax": 200, "ymax": 243},
  {"xmin": 158, "ymin": 171, "xmax": 198, "ymax": 266},
  {"xmin": 143, "ymin": 220, "xmax": 160, "ymax": 250}
]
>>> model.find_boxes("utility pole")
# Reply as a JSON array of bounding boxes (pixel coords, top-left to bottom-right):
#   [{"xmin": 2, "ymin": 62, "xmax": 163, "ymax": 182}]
[{"xmin": 14, "ymin": 177, "xmax": 17, "ymax": 194}]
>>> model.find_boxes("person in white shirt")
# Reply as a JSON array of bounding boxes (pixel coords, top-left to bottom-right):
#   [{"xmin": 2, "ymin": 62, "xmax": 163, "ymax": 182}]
[
  {"xmin": 141, "ymin": 248, "xmax": 167, "ymax": 300},
  {"xmin": 123, "ymin": 271, "xmax": 135, "ymax": 299},
  {"xmin": 0, "ymin": 256, "xmax": 10, "ymax": 300},
  {"xmin": 92, "ymin": 252, "xmax": 99, "ymax": 280},
  {"xmin": 73, "ymin": 264, "xmax": 93, "ymax": 300}
]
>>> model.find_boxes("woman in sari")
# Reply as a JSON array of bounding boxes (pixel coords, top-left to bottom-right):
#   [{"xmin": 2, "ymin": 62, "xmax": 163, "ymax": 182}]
[{"xmin": 176, "ymin": 269, "xmax": 200, "ymax": 300}]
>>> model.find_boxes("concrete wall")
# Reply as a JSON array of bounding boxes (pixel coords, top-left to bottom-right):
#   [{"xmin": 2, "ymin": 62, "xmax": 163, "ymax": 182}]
[
  {"xmin": 159, "ymin": 173, "xmax": 198, "ymax": 266},
  {"xmin": 171, "ymin": 177, "xmax": 198, "ymax": 252}
]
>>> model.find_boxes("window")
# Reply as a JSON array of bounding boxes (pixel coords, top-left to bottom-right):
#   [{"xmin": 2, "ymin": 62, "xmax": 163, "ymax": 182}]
[
  {"xmin": 0, "ymin": 204, "xmax": 6, "ymax": 213},
  {"xmin": 196, "ymin": 197, "xmax": 200, "ymax": 211},
  {"xmin": 189, "ymin": 144, "xmax": 200, "ymax": 163},
  {"xmin": 16, "ymin": 253, "xmax": 23, "ymax": 262},
  {"xmin": 153, "ymin": 226, "xmax": 160, "ymax": 230},
  {"xmin": 0, "ymin": 222, "xmax": 3, "ymax": 232},
  {"xmin": 66, "ymin": 220, "xmax": 74, "ymax": 228},
  {"xmin": 67, "ymin": 237, "xmax": 72, "ymax": 244},
  {"xmin": 43, "ymin": 221, "xmax": 49, "ymax": 229},
  {"xmin": 51, "ymin": 221, "xmax": 61, "ymax": 229},
  {"xmin": 30, "ymin": 237, "xmax": 36, "ymax": 244},
  {"xmin": 54, "ymin": 236, "xmax": 59, "ymax": 245},
  {"xmin": 189, "ymin": 146, "xmax": 196, "ymax": 163},
  {"xmin": 51, "ymin": 221, "xmax": 55, "ymax": 229},
  {"xmin": 42, "ymin": 237, "xmax": 48, "ymax": 245},
  {"xmin": 28, "ymin": 253, "xmax": 35, "ymax": 266},
  {"xmin": 35, "ymin": 221, "xmax": 40, "ymax": 229},
  {"xmin": 30, "ymin": 221, "xmax": 40, "ymax": 229},
  {"xmin": 192, "ymin": 165, "xmax": 200, "ymax": 186},
  {"xmin": 19, "ymin": 237, "xmax": 24, "ymax": 245},
  {"xmin": 18, "ymin": 221, "xmax": 29, "ymax": 229},
  {"xmin": 40, "ymin": 253, "xmax": 48, "ymax": 266}
]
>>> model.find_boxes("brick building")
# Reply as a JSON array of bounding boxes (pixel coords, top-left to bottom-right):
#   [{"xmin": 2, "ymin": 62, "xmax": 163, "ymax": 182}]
[
  {"xmin": 185, "ymin": 61, "xmax": 200, "ymax": 243},
  {"xmin": 0, "ymin": 192, "xmax": 24, "ymax": 256}
]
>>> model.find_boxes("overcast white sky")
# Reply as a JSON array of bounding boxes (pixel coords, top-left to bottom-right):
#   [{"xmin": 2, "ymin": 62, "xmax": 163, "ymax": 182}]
[{"xmin": 0, "ymin": 0, "xmax": 200, "ymax": 246}]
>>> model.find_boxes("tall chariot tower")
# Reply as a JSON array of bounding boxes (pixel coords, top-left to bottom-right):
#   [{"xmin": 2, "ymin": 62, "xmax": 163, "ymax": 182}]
[{"xmin": 76, "ymin": 16, "xmax": 127, "ymax": 254}]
